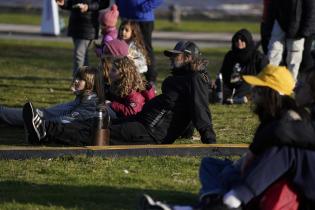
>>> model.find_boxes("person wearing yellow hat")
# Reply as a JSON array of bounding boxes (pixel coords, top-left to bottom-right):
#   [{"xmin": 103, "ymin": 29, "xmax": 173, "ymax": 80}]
[
  {"xmin": 198, "ymin": 65, "xmax": 305, "ymax": 209},
  {"xmin": 222, "ymin": 66, "xmax": 315, "ymax": 209}
]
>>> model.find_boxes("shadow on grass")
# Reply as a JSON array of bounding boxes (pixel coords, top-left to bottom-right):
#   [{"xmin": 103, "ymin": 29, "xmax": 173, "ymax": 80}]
[{"xmin": 0, "ymin": 181, "xmax": 197, "ymax": 210}]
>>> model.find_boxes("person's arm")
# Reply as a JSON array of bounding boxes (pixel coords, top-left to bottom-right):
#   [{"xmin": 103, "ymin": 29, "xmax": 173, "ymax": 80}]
[
  {"xmin": 139, "ymin": 0, "xmax": 164, "ymax": 12},
  {"xmin": 299, "ymin": 0, "xmax": 315, "ymax": 37},
  {"xmin": 110, "ymin": 92, "xmax": 145, "ymax": 117},
  {"xmin": 255, "ymin": 52, "xmax": 269, "ymax": 74},
  {"xmin": 56, "ymin": 0, "xmax": 72, "ymax": 10},
  {"xmin": 190, "ymin": 73, "xmax": 216, "ymax": 143}
]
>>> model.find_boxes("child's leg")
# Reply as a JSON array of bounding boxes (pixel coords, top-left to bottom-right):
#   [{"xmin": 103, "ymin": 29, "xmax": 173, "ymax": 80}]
[
  {"xmin": 286, "ymin": 38, "xmax": 305, "ymax": 80},
  {"xmin": 267, "ymin": 20, "xmax": 286, "ymax": 66},
  {"xmin": 199, "ymin": 157, "xmax": 241, "ymax": 198},
  {"xmin": 0, "ymin": 106, "xmax": 24, "ymax": 126},
  {"xmin": 42, "ymin": 98, "xmax": 80, "ymax": 120}
]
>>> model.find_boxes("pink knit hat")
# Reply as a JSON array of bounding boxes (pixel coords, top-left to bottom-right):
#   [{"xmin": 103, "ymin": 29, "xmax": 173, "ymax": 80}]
[
  {"xmin": 104, "ymin": 39, "xmax": 129, "ymax": 56},
  {"xmin": 100, "ymin": 4, "xmax": 119, "ymax": 27}
]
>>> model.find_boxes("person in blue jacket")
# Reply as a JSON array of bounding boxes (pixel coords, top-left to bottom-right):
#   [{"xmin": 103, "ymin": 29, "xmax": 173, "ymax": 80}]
[{"xmin": 115, "ymin": 0, "xmax": 163, "ymax": 85}]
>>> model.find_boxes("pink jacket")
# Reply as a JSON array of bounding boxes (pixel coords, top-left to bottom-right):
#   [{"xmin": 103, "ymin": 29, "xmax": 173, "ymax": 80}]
[{"xmin": 110, "ymin": 86, "xmax": 155, "ymax": 117}]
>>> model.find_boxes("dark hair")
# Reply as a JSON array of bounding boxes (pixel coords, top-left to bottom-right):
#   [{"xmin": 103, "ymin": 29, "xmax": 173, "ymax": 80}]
[
  {"xmin": 74, "ymin": 66, "xmax": 105, "ymax": 103},
  {"xmin": 118, "ymin": 20, "xmax": 150, "ymax": 65},
  {"xmin": 252, "ymin": 86, "xmax": 299, "ymax": 122}
]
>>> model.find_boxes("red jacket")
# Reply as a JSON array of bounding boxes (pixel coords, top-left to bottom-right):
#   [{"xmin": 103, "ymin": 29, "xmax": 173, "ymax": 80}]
[{"xmin": 110, "ymin": 86, "xmax": 155, "ymax": 118}]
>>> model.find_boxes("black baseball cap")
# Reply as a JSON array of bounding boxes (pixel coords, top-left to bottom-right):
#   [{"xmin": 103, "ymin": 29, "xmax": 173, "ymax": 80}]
[{"xmin": 164, "ymin": 41, "xmax": 201, "ymax": 57}]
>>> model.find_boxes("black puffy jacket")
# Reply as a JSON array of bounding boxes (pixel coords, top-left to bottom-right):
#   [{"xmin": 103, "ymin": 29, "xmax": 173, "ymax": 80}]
[
  {"xmin": 61, "ymin": 0, "xmax": 109, "ymax": 39},
  {"xmin": 137, "ymin": 62, "xmax": 216, "ymax": 144}
]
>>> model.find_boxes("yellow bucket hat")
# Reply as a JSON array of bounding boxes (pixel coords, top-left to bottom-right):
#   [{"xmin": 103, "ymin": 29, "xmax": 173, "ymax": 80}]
[{"xmin": 242, "ymin": 65, "xmax": 295, "ymax": 96}]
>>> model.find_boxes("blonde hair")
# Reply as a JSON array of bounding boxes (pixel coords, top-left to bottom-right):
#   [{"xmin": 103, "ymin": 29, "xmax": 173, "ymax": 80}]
[
  {"xmin": 118, "ymin": 20, "xmax": 150, "ymax": 65},
  {"xmin": 110, "ymin": 57, "xmax": 145, "ymax": 98}
]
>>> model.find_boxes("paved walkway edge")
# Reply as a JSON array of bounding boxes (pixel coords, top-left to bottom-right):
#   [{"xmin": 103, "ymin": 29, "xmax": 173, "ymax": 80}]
[{"xmin": 0, "ymin": 144, "xmax": 248, "ymax": 159}]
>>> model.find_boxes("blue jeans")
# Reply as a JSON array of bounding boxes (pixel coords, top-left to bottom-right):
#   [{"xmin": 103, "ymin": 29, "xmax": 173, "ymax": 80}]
[
  {"xmin": 199, "ymin": 157, "xmax": 242, "ymax": 199},
  {"xmin": 72, "ymin": 38, "xmax": 92, "ymax": 76},
  {"xmin": 0, "ymin": 98, "xmax": 79, "ymax": 127}
]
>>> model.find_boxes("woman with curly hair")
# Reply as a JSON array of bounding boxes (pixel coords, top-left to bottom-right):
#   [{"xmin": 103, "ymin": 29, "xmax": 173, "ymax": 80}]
[{"xmin": 106, "ymin": 56, "xmax": 155, "ymax": 119}]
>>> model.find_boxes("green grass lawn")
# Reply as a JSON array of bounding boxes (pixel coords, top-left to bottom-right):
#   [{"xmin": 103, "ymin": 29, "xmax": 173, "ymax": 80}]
[
  {"xmin": 0, "ymin": 39, "xmax": 258, "ymax": 209},
  {"xmin": 0, "ymin": 11, "xmax": 260, "ymax": 33}
]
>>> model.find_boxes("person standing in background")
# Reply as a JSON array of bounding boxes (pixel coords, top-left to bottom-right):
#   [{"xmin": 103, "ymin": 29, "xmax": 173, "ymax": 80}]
[
  {"xmin": 266, "ymin": 0, "xmax": 315, "ymax": 81},
  {"xmin": 56, "ymin": 0, "xmax": 109, "ymax": 76},
  {"xmin": 115, "ymin": 0, "xmax": 164, "ymax": 86}
]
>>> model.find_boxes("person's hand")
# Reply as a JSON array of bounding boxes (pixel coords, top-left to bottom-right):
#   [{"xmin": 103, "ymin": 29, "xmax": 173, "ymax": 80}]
[
  {"xmin": 240, "ymin": 151, "xmax": 256, "ymax": 177},
  {"xmin": 210, "ymin": 79, "xmax": 216, "ymax": 89},
  {"xmin": 79, "ymin": 3, "xmax": 89, "ymax": 13},
  {"xmin": 55, "ymin": 0, "xmax": 64, "ymax": 6}
]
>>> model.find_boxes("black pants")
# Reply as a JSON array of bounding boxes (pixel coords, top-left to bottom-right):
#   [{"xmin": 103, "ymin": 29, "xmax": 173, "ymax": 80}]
[
  {"xmin": 45, "ymin": 119, "xmax": 156, "ymax": 146},
  {"xmin": 138, "ymin": 21, "xmax": 157, "ymax": 83}
]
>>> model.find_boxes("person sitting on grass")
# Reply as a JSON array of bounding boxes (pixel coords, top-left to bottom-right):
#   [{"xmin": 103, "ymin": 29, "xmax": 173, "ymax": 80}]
[
  {"xmin": 102, "ymin": 56, "xmax": 155, "ymax": 119},
  {"xmin": 139, "ymin": 64, "xmax": 314, "ymax": 210},
  {"xmin": 214, "ymin": 29, "xmax": 269, "ymax": 104},
  {"xmin": 22, "ymin": 41, "xmax": 216, "ymax": 146},
  {"xmin": 0, "ymin": 39, "xmax": 129, "ymax": 127},
  {"xmin": 0, "ymin": 66, "xmax": 103, "ymax": 127}
]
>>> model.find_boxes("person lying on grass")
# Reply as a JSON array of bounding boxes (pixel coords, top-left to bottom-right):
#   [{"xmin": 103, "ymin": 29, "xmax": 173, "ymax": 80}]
[
  {"xmin": 139, "ymin": 65, "xmax": 315, "ymax": 210},
  {"xmin": 23, "ymin": 41, "xmax": 216, "ymax": 146},
  {"xmin": 0, "ymin": 39, "xmax": 129, "ymax": 127}
]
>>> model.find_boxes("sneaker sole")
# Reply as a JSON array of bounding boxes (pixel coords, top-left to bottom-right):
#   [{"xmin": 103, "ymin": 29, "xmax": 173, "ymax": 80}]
[{"xmin": 23, "ymin": 102, "xmax": 41, "ymax": 143}]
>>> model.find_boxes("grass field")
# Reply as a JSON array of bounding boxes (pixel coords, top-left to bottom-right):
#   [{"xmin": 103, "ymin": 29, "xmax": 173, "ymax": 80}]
[
  {"xmin": 0, "ymin": 11, "xmax": 260, "ymax": 33},
  {"xmin": 0, "ymin": 39, "xmax": 258, "ymax": 209}
]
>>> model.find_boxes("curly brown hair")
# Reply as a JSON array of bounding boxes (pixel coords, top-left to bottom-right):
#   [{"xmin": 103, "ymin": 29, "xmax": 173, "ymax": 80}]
[
  {"xmin": 118, "ymin": 20, "xmax": 150, "ymax": 65},
  {"xmin": 99, "ymin": 56, "xmax": 114, "ymax": 84},
  {"xmin": 110, "ymin": 57, "xmax": 146, "ymax": 98}
]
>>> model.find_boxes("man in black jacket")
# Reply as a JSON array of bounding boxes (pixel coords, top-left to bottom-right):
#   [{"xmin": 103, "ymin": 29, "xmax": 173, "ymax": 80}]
[
  {"xmin": 56, "ymin": 0, "xmax": 109, "ymax": 76},
  {"xmin": 23, "ymin": 41, "xmax": 216, "ymax": 145},
  {"xmin": 266, "ymin": 0, "xmax": 315, "ymax": 80}
]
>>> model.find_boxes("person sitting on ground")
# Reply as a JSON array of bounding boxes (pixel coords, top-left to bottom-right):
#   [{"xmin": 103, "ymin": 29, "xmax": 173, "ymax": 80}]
[
  {"xmin": 139, "ymin": 65, "xmax": 311, "ymax": 210},
  {"xmin": 222, "ymin": 67, "xmax": 315, "ymax": 209},
  {"xmin": 0, "ymin": 39, "xmax": 129, "ymax": 128},
  {"xmin": 103, "ymin": 56, "xmax": 155, "ymax": 119},
  {"xmin": 0, "ymin": 66, "xmax": 103, "ymax": 127},
  {"xmin": 23, "ymin": 41, "xmax": 216, "ymax": 146},
  {"xmin": 118, "ymin": 20, "xmax": 150, "ymax": 75},
  {"xmin": 214, "ymin": 28, "xmax": 269, "ymax": 104},
  {"xmin": 94, "ymin": 4, "xmax": 119, "ymax": 58}
]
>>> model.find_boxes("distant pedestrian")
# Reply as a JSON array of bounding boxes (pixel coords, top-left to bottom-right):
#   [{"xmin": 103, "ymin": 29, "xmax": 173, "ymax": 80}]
[
  {"xmin": 56, "ymin": 0, "xmax": 109, "ymax": 76},
  {"xmin": 115, "ymin": 0, "xmax": 164, "ymax": 85},
  {"xmin": 266, "ymin": 0, "xmax": 315, "ymax": 80}
]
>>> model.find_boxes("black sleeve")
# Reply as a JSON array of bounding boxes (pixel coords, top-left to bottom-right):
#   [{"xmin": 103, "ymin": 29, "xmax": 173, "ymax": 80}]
[
  {"xmin": 255, "ymin": 52, "xmax": 269, "ymax": 74},
  {"xmin": 219, "ymin": 52, "xmax": 234, "ymax": 84},
  {"xmin": 299, "ymin": 0, "xmax": 315, "ymax": 37},
  {"xmin": 190, "ymin": 73, "xmax": 216, "ymax": 143},
  {"xmin": 249, "ymin": 122, "xmax": 278, "ymax": 155},
  {"xmin": 60, "ymin": 0, "xmax": 73, "ymax": 10},
  {"xmin": 275, "ymin": 119, "xmax": 315, "ymax": 149},
  {"xmin": 250, "ymin": 119, "xmax": 315, "ymax": 155}
]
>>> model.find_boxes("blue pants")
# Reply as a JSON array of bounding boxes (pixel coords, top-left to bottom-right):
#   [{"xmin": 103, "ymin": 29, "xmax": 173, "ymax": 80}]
[
  {"xmin": 72, "ymin": 38, "xmax": 92, "ymax": 76},
  {"xmin": 199, "ymin": 157, "xmax": 242, "ymax": 199}
]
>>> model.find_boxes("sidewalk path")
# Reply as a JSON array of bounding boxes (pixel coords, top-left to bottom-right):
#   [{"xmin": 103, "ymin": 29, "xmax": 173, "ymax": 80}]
[{"xmin": 0, "ymin": 23, "xmax": 261, "ymax": 48}]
